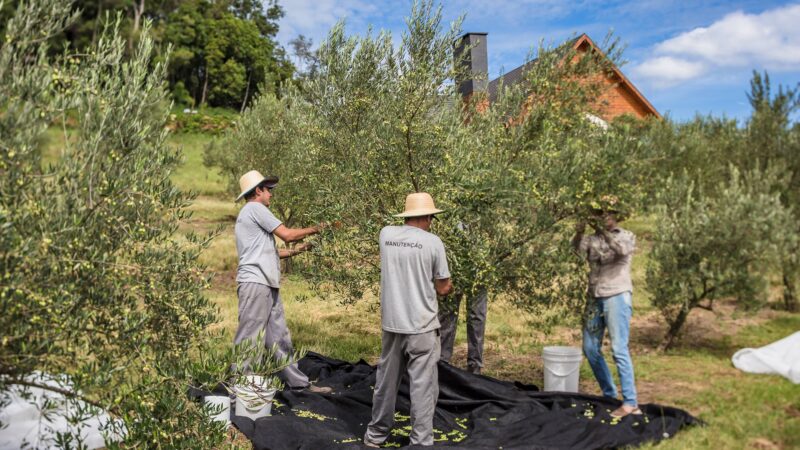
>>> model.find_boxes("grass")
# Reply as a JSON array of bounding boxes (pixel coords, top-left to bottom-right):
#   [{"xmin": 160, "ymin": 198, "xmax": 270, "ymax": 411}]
[
  {"xmin": 169, "ymin": 133, "xmax": 230, "ymax": 197},
  {"xmin": 171, "ymin": 131, "xmax": 800, "ymax": 449},
  {"xmin": 38, "ymin": 127, "xmax": 229, "ymax": 197},
  {"xmin": 40, "ymin": 126, "xmax": 74, "ymax": 168},
  {"xmin": 637, "ymin": 315, "xmax": 800, "ymax": 450}
]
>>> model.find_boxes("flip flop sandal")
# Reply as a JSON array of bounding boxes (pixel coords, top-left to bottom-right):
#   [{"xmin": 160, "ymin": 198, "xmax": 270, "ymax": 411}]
[{"xmin": 610, "ymin": 406, "xmax": 643, "ymax": 418}]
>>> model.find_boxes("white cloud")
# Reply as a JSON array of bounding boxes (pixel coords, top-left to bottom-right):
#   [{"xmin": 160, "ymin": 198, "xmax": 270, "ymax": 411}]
[
  {"xmin": 632, "ymin": 3, "xmax": 800, "ymax": 87},
  {"xmin": 276, "ymin": 0, "xmax": 593, "ymax": 57},
  {"xmin": 275, "ymin": 0, "xmax": 602, "ymax": 77},
  {"xmin": 633, "ymin": 56, "xmax": 708, "ymax": 87},
  {"xmin": 276, "ymin": 0, "xmax": 385, "ymax": 53}
]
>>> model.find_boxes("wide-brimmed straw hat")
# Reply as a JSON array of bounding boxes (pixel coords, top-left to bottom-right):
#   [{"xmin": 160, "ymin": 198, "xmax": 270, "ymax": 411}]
[
  {"xmin": 236, "ymin": 170, "xmax": 279, "ymax": 201},
  {"xmin": 589, "ymin": 194, "xmax": 630, "ymax": 220},
  {"xmin": 394, "ymin": 192, "xmax": 445, "ymax": 218}
]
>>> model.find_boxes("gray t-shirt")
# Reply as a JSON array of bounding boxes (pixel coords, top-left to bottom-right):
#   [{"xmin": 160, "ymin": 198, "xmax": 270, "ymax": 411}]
[
  {"xmin": 235, "ymin": 202, "xmax": 283, "ymax": 288},
  {"xmin": 379, "ymin": 225, "xmax": 451, "ymax": 334}
]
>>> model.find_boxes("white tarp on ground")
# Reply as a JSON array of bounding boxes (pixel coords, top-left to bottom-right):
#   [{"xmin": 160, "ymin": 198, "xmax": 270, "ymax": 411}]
[
  {"xmin": 732, "ymin": 331, "xmax": 800, "ymax": 384},
  {"xmin": 0, "ymin": 372, "xmax": 125, "ymax": 449}
]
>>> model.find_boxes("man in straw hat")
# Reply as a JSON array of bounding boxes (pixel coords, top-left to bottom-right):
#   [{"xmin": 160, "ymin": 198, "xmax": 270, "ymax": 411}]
[
  {"xmin": 365, "ymin": 192, "xmax": 453, "ymax": 448},
  {"xmin": 233, "ymin": 170, "xmax": 331, "ymax": 393},
  {"xmin": 572, "ymin": 195, "xmax": 640, "ymax": 418}
]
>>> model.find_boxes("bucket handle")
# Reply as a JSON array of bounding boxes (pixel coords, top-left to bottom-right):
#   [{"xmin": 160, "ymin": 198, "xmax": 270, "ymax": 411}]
[
  {"xmin": 242, "ymin": 404, "xmax": 269, "ymax": 413},
  {"xmin": 545, "ymin": 365, "xmax": 580, "ymax": 378}
]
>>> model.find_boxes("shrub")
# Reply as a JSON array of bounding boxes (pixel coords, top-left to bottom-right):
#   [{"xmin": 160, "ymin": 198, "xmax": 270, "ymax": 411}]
[
  {"xmin": 171, "ymin": 80, "xmax": 194, "ymax": 107},
  {"xmin": 0, "ymin": 2, "xmax": 274, "ymax": 447},
  {"xmin": 646, "ymin": 167, "xmax": 794, "ymax": 350},
  {"xmin": 166, "ymin": 109, "xmax": 236, "ymax": 134}
]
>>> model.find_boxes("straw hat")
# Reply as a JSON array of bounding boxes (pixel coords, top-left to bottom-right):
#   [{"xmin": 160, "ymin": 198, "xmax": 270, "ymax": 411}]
[
  {"xmin": 394, "ymin": 192, "xmax": 444, "ymax": 218},
  {"xmin": 589, "ymin": 194, "xmax": 630, "ymax": 220},
  {"xmin": 236, "ymin": 170, "xmax": 279, "ymax": 201}
]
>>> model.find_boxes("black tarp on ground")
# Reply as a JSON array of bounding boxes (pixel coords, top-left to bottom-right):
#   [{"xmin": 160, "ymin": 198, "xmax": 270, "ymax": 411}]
[{"xmin": 230, "ymin": 352, "xmax": 699, "ymax": 449}]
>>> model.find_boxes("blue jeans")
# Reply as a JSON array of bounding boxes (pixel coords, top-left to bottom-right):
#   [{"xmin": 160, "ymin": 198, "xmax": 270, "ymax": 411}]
[{"xmin": 582, "ymin": 291, "xmax": 637, "ymax": 406}]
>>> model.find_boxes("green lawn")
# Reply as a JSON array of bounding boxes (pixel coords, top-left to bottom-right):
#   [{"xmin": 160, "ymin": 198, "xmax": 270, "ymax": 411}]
[
  {"xmin": 168, "ymin": 133, "xmax": 229, "ymax": 197},
  {"xmin": 170, "ymin": 131, "xmax": 800, "ymax": 449}
]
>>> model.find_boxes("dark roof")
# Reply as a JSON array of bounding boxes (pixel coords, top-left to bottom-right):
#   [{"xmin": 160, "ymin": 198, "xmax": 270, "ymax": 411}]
[
  {"xmin": 487, "ymin": 60, "xmax": 534, "ymax": 102},
  {"xmin": 479, "ymin": 34, "xmax": 660, "ymax": 118},
  {"xmin": 485, "ymin": 37, "xmax": 580, "ymax": 102}
]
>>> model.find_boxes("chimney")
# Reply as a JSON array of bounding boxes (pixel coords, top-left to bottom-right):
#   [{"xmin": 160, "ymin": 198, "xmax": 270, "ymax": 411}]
[{"xmin": 454, "ymin": 32, "xmax": 488, "ymax": 98}]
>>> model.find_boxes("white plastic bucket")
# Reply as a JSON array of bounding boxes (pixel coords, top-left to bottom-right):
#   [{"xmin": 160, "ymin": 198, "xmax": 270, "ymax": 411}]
[
  {"xmin": 233, "ymin": 375, "xmax": 276, "ymax": 421},
  {"xmin": 542, "ymin": 346, "xmax": 583, "ymax": 392},
  {"xmin": 203, "ymin": 395, "xmax": 231, "ymax": 426}
]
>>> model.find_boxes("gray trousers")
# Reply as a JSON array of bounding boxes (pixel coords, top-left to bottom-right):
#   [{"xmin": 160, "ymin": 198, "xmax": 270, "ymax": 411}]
[
  {"xmin": 233, "ymin": 283, "xmax": 309, "ymax": 388},
  {"xmin": 365, "ymin": 330, "xmax": 440, "ymax": 446},
  {"xmin": 439, "ymin": 289, "xmax": 487, "ymax": 370}
]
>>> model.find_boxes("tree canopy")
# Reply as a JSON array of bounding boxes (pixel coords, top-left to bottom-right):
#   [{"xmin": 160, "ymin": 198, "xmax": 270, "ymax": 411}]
[
  {"xmin": 208, "ymin": 1, "xmax": 646, "ymax": 330},
  {"xmin": 0, "ymin": 0, "xmax": 295, "ymax": 109},
  {"xmin": 209, "ymin": 0, "xmax": 799, "ymax": 345},
  {"xmin": 1, "ymin": 1, "xmax": 288, "ymax": 446},
  {"xmin": 162, "ymin": 0, "xmax": 293, "ymax": 109}
]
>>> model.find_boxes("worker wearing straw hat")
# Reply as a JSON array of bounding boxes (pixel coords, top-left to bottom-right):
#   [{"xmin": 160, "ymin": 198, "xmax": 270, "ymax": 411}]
[
  {"xmin": 233, "ymin": 170, "xmax": 331, "ymax": 394},
  {"xmin": 365, "ymin": 192, "xmax": 453, "ymax": 448}
]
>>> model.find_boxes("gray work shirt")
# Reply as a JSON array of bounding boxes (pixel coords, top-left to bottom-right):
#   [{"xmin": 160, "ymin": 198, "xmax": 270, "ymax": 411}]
[
  {"xmin": 576, "ymin": 227, "xmax": 635, "ymax": 298},
  {"xmin": 235, "ymin": 202, "xmax": 283, "ymax": 288},
  {"xmin": 380, "ymin": 225, "xmax": 451, "ymax": 334}
]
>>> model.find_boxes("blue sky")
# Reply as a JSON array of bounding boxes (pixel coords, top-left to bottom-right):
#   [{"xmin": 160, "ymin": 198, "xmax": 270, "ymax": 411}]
[{"xmin": 275, "ymin": 1, "xmax": 800, "ymax": 122}]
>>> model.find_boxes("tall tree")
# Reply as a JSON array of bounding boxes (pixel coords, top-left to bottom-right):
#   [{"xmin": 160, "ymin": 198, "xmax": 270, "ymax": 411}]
[
  {"xmin": 162, "ymin": 0, "xmax": 293, "ymax": 107},
  {"xmin": 289, "ymin": 34, "xmax": 319, "ymax": 78},
  {"xmin": 1, "ymin": 0, "xmax": 294, "ymax": 109},
  {"xmin": 228, "ymin": 0, "xmax": 283, "ymax": 37},
  {"xmin": 646, "ymin": 167, "xmax": 794, "ymax": 350},
  {"xmin": 0, "ymin": 2, "xmax": 283, "ymax": 447},
  {"xmin": 210, "ymin": 1, "xmax": 643, "ymax": 329},
  {"xmin": 162, "ymin": 0, "xmax": 210, "ymax": 105},
  {"xmin": 744, "ymin": 72, "xmax": 800, "ymax": 311}
]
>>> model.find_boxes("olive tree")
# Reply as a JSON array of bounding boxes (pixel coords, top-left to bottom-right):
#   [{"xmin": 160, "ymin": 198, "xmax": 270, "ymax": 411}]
[
  {"xmin": 0, "ymin": 1, "xmax": 280, "ymax": 447},
  {"xmin": 203, "ymin": 90, "xmax": 321, "ymax": 273},
  {"xmin": 263, "ymin": 0, "xmax": 465, "ymax": 303},
  {"xmin": 212, "ymin": 1, "xmax": 647, "ymax": 332},
  {"xmin": 637, "ymin": 73, "xmax": 800, "ymax": 314},
  {"xmin": 742, "ymin": 72, "xmax": 800, "ymax": 311},
  {"xmin": 646, "ymin": 167, "xmax": 794, "ymax": 350},
  {"xmin": 434, "ymin": 40, "xmax": 647, "ymax": 323},
  {"xmin": 634, "ymin": 114, "xmax": 744, "ymax": 207},
  {"xmin": 204, "ymin": 92, "xmax": 315, "ymax": 228}
]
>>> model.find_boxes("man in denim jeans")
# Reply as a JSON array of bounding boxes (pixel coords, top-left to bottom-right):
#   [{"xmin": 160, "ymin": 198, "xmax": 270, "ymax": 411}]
[{"xmin": 572, "ymin": 200, "xmax": 640, "ymax": 418}]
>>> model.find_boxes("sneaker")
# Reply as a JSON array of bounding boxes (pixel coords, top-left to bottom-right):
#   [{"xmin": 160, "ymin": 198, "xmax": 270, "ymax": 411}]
[
  {"xmin": 364, "ymin": 439, "xmax": 381, "ymax": 448},
  {"xmin": 467, "ymin": 365, "xmax": 481, "ymax": 375}
]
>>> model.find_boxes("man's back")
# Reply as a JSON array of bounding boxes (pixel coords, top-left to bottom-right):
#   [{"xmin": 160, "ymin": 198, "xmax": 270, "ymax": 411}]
[{"xmin": 379, "ymin": 225, "xmax": 450, "ymax": 334}]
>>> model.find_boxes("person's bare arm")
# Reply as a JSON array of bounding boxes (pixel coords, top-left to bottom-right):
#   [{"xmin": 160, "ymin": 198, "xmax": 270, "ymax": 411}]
[
  {"xmin": 435, "ymin": 278, "xmax": 453, "ymax": 296},
  {"xmin": 273, "ymin": 223, "xmax": 324, "ymax": 243},
  {"xmin": 278, "ymin": 242, "xmax": 313, "ymax": 259}
]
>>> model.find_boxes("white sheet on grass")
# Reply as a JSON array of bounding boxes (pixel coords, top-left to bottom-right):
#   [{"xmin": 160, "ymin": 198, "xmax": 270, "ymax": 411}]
[
  {"xmin": 732, "ymin": 331, "xmax": 800, "ymax": 384},
  {"xmin": 0, "ymin": 372, "xmax": 125, "ymax": 449}
]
